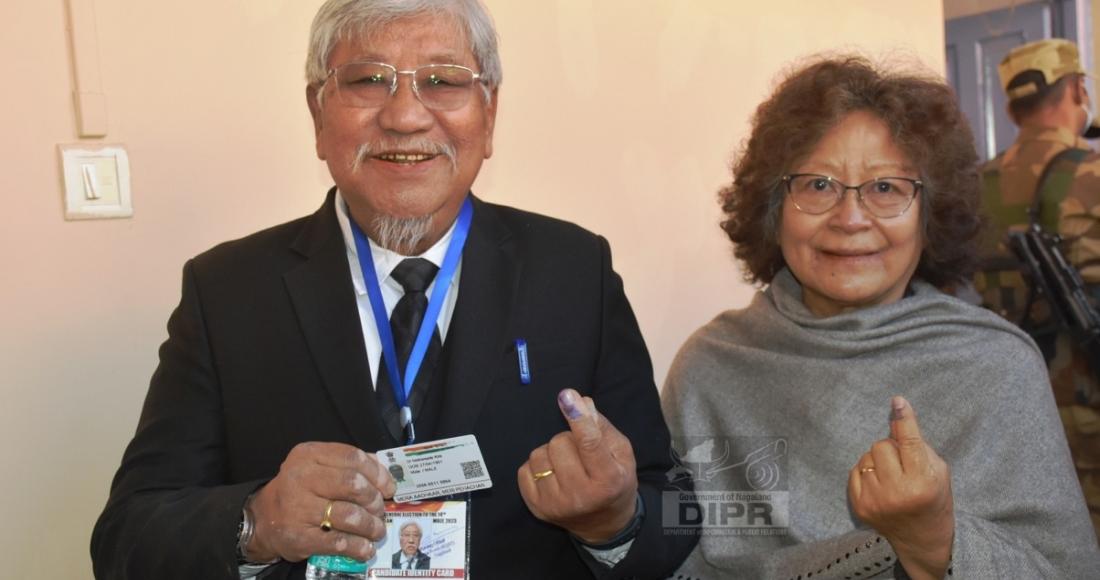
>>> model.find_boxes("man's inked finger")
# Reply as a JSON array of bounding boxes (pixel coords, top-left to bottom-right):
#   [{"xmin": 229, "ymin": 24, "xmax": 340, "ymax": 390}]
[
  {"xmin": 558, "ymin": 389, "xmax": 602, "ymax": 452},
  {"xmin": 559, "ymin": 389, "xmax": 630, "ymax": 481}
]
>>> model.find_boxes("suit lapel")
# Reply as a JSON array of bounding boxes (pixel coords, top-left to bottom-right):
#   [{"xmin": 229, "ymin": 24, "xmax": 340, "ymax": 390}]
[
  {"xmin": 284, "ymin": 189, "xmax": 391, "ymax": 450},
  {"xmin": 436, "ymin": 197, "xmax": 522, "ymax": 437}
]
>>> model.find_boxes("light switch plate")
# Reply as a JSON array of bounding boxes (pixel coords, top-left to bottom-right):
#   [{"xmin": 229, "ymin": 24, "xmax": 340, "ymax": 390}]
[{"xmin": 59, "ymin": 143, "xmax": 132, "ymax": 220}]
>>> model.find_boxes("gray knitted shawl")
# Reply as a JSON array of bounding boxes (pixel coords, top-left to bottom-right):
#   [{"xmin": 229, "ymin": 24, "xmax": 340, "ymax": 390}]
[{"xmin": 662, "ymin": 269, "xmax": 1099, "ymax": 579}]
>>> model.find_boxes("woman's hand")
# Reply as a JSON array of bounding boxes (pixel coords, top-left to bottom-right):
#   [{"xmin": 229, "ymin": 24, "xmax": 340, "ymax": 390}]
[{"xmin": 848, "ymin": 396, "xmax": 954, "ymax": 580}]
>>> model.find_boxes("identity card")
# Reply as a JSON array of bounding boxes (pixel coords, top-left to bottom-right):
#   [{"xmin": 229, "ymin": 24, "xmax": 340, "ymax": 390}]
[
  {"xmin": 377, "ymin": 434, "xmax": 492, "ymax": 503},
  {"xmin": 366, "ymin": 500, "xmax": 470, "ymax": 578}
]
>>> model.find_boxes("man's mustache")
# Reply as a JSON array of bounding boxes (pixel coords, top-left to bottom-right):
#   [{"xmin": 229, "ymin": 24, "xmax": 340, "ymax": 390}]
[{"xmin": 351, "ymin": 138, "xmax": 457, "ymax": 172}]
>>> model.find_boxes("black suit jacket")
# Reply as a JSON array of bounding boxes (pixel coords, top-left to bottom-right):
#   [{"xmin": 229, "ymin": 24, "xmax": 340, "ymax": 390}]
[
  {"xmin": 391, "ymin": 550, "xmax": 430, "ymax": 570},
  {"xmin": 91, "ymin": 191, "xmax": 696, "ymax": 579}
]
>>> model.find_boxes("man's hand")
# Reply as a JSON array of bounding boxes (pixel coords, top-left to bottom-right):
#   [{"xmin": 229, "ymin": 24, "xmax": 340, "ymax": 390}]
[
  {"xmin": 848, "ymin": 397, "xmax": 954, "ymax": 580},
  {"xmin": 246, "ymin": 442, "xmax": 397, "ymax": 563},
  {"xmin": 517, "ymin": 389, "xmax": 639, "ymax": 544}
]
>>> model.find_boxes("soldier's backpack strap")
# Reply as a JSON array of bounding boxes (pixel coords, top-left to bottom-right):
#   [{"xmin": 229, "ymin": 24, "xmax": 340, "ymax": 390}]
[
  {"xmin": 1013, "ymin": 147, "xmax": 1091, "ymax": 342},
  {"xmin": 977, "ymin": 147, "xmax": 1091, "ymax": 323},
  {"xmin": 1028, "ymin": 148, "xmax": 1099, "ymax": 279},
  {"xmin": 1028, "ymin": 147, "xmax": 1090, "ymax": 230}
]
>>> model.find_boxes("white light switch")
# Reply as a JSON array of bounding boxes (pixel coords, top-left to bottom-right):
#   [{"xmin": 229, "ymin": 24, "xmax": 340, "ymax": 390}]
[
  {"xmin": 81, "ymin": 163, "xmax": 100, "ymax": 199},
  {"xmin": 60, "ymin": 144, "xmax": 132, "ymax": 220}
]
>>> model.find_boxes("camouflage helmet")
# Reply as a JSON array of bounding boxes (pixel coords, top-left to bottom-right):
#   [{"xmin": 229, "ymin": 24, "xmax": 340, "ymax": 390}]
[{"xmin": 998, "ymin": 38, "xmax": 1100, "ymax": 137}]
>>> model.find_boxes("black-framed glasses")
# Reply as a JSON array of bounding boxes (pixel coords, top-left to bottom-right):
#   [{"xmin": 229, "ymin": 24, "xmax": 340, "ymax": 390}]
[
  {"xmin": 323, "ymin": 61, "xmax": 486, "ymax": 111},
  {"xmin": 782, "ymin": 173, "xmax": 922, "ymax": 218}
]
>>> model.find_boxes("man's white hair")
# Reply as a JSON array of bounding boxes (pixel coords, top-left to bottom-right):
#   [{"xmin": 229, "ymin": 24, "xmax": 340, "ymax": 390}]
[
  {"xmin": 306, "ymin": 0, "xmax": 502, "ymax": 96},
  {"xmin": 399, "ymin": 520, "xmax": 423, "ymax": 534}
]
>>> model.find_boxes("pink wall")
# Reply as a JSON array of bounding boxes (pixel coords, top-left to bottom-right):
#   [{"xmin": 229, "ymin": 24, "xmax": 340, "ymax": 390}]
[{"xmin": 0, "ymin": 1, "xmax": 944, "ymax": 575}]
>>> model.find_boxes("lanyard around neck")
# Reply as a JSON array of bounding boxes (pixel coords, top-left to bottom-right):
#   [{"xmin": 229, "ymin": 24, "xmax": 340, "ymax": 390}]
[{"xmin": 350, "ymin": 196, "xmax": 473, "ymax": 444}]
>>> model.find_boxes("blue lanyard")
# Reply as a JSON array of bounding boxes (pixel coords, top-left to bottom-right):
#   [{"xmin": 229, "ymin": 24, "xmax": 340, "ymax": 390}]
[{"xmin": 350, "ymin": 197, "xmax": 473, "ymax": 444}]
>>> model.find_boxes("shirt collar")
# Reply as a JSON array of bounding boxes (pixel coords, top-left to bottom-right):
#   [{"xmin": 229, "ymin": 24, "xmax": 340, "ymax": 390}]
[{"xmin": 335, "ymin": 190, "xmax": 459, "ymax": 296}]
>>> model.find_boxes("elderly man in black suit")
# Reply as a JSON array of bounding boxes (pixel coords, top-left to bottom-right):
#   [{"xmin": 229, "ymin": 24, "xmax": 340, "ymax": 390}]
[
  {"xmin": 90, "ymin": 1, "xmax": 696, "ymax": 578},
  {"xmin": 390, "ymin": 521, "xmax": 430, "ymax": 570}
]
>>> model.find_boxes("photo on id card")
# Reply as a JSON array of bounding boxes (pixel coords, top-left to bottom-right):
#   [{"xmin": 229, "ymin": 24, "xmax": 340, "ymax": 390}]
[{"xmin": 366, "ymin": 500, "xmax": 470, "ymax": 578}]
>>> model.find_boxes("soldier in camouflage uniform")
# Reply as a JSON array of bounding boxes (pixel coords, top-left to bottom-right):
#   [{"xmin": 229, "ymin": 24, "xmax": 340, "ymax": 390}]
[{"xmin": 977, "ymin": 38, "xmax": 1100, "ymax": 539}]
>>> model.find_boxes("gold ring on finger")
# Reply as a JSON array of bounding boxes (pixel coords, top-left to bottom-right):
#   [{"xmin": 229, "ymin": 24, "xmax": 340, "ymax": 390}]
[
  {"xmin": 860, "ymin": 467, "xmax": 876, "ymax": 474},
  {"xmin": 320, "ymin": 500, "xmax": 335, "ymax": 532},
  {"xmin": 532, "ymin": 469, "xmax": 554, "ymax": 481}
]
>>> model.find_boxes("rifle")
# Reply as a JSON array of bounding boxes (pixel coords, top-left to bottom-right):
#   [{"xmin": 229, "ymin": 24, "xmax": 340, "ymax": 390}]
[{"xmin": 1006, "ymin": 224, "xmax": 1100, "ymax": 383}]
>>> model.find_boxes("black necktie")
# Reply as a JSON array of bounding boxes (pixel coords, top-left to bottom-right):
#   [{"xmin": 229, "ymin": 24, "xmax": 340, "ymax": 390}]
[{"xmin": 375, "ymin": 258, "xmax": 442, "ymax": 443}]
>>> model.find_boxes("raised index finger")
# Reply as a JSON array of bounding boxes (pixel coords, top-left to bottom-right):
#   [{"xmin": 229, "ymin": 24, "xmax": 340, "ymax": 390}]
[{"xmin": 889, "ymin": 396, "xmax": 926, "ymax": 473}]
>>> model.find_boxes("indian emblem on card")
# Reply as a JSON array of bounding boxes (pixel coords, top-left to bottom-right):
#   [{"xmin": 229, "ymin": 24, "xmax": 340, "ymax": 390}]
[{"xmin": 663, "ymin": 436, "xmax": 790, "ymax": 536}]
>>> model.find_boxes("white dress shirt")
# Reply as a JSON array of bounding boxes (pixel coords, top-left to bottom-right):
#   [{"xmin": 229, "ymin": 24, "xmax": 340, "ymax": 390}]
[{"xmin": 334, "ymin": 192, "xmax": 462, "ymax": 387}]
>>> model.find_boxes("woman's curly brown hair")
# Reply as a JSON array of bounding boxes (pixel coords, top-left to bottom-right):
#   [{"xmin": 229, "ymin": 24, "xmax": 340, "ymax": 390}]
[{"xmin": 720, "ymin": 55, "xmax": 983, "ymax": 289}]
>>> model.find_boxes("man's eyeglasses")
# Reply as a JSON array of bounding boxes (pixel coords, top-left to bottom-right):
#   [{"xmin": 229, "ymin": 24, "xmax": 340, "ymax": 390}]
[
  {"xmin": 781, "ymin": 173, "xmax": 922, "ymax": 218},
  {"xmin": 323, "ymin": 61, "xmax": 486, "ymax": 111}
]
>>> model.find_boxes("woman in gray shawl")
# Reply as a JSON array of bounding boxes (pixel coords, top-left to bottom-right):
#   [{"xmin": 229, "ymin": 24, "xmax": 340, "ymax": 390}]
[{"xmin": 662, "ymin": 56, "xmax": 1099, "ymax": 579}]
